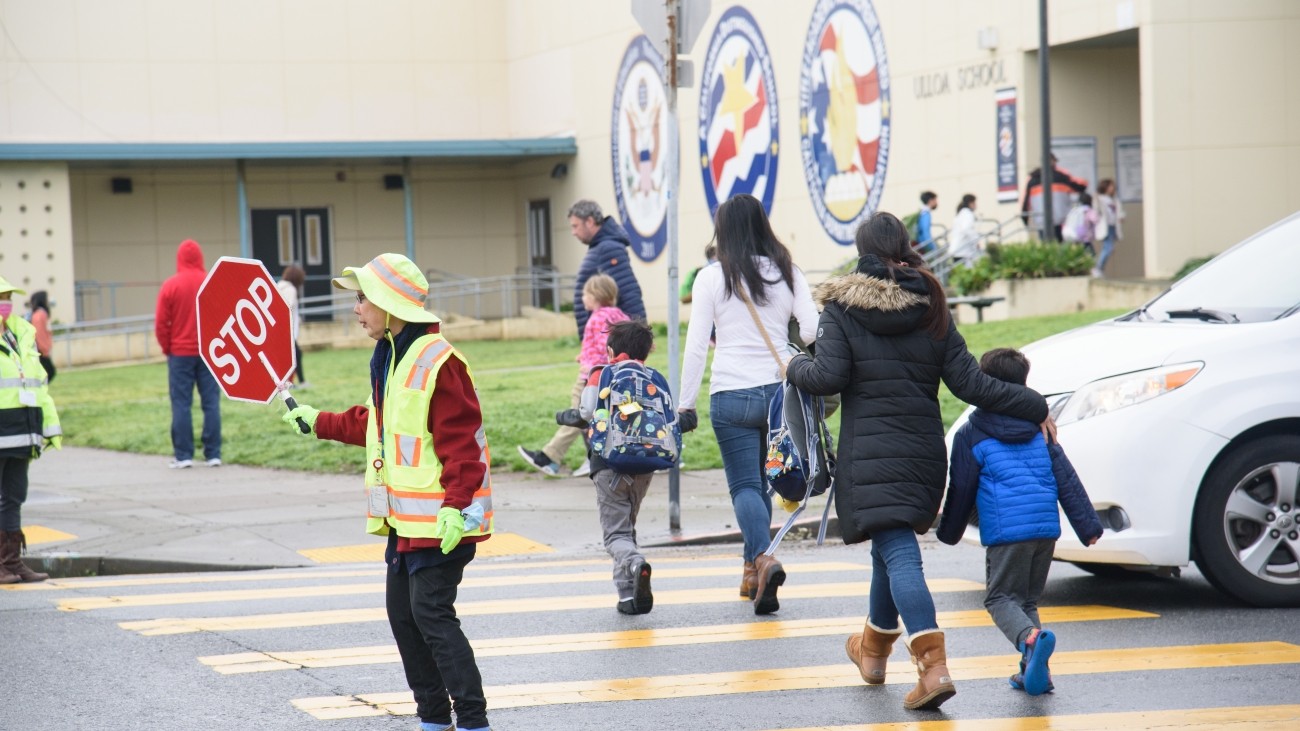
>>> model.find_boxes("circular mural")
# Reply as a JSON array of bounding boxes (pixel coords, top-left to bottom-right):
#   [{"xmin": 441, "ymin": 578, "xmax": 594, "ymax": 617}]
[
  {"xmin": 611, "ymin": 35, "xmax": 673, "ymax": 262},
  {"xmin": 697, "ymin": 6, "xmax": 780, "ymax": 215},
  {"xmin": 799, "ymin": 0, "xmax": 892, "ymax": 245}
]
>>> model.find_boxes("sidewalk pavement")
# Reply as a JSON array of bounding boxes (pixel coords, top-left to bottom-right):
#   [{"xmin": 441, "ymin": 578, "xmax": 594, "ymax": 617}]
[{"xmin": 21, "ymin": 447, "xmax": 816, "ymax": 573}]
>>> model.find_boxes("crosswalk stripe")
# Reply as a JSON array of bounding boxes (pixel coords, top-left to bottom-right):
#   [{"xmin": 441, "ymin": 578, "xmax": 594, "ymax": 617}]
[
  {"xmin": 763, "ymin": 703, "xmax": 1300, "ymax": 730},
  {"xmin": 61, "ymin": 562, "xmax": 870, "ymax": 611},
  {"xmin": 119, "ymin": 578, "xmax": 984, "ymax": 635},
  {"xmin": 289, "ymin": 641, "xmax": 1300, "ymax": 719},
  {"xmin": 199, "ymin": 605, "xmax": 1156, "ymax": 674},
  {"xmin": 298, "ymin": 532, "xmax": 554, "ymax": 563},
  {"xmin": 1, "ymin": 553, "xmax": 745, "ymax": 593}
]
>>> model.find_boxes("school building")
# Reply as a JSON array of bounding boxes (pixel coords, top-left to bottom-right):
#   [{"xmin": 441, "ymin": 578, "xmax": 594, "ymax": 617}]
[{"xmin": 1, "ymin": 0, "xmax": 1297, "ymax": 326}]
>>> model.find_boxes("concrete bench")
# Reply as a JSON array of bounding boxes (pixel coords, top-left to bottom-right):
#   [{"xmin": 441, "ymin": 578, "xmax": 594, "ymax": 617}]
[{"xmin": 947, "ymin": 295, "xmax": 1006, "ymax": 323}]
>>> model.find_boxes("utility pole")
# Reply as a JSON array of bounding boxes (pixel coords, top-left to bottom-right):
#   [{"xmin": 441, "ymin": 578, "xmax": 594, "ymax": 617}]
[
  {"xmin": 632, "ymin": 0, "xmax": 707, "ymax": 534},
  {"xmin": 1038, "ymin": 0, "xmax": 1054, "ymax": 242},
  {"xmin": 664, "ymin": 0, "xmax": 683, "ymax": 535}
]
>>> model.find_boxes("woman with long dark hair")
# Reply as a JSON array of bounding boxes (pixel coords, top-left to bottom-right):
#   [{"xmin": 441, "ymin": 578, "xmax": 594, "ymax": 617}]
[
  {"xmin": 786, "ymin": 211, "xmax": 1051, "ymax": 710},
  {"xmin": 679, "ymin": 194, "xmax": 819, "ymax": 615}
]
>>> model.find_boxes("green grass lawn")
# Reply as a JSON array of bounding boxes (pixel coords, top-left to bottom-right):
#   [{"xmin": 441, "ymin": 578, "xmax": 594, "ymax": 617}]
[{"xmin": 51, "ymin": 308, "xmax": 1127, "ymax": 474}]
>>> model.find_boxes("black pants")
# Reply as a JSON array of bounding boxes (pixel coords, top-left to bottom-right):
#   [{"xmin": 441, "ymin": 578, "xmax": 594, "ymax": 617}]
[
  {"xmin": 294, "ymin": 342, "xmax": 305, "ymax": 383},
  {"xmin": 39, "ymin": 355, "xmax": 56, "ymax": 384},
  {"xmin": 0, "ymin": 457, "xmax": 30, "ymax": 532},
  {"xmin": 386, "ymin": 551, "xmax": 489, "ymax": 729}
]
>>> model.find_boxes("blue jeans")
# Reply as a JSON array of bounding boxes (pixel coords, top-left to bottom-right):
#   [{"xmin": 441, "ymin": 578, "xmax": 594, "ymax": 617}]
[
  {"xmin": 710, "ymin": 383, "xmax": 778, "ymax": 562},
  {"xmin": 1097, "ymin": 230, "xmax": 1117, "ymax": 272},
  {"xmin": 868, "ymin": 527, "xmax": 939, "ymax": 635},
  {"xmin": 168, "ymin": 355, "xmax": 222, "ymax": 461}
]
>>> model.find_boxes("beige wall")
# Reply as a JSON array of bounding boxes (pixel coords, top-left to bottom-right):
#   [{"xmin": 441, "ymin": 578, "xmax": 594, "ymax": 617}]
[
  {"xmin": 0, "ymin": 163, "xmax": 75, "ymax": 324},
  {"xmin": 7, "ymin": 0, "xmax": 1300, "ymax": 321},
  {"xmin": 69, "ymin": 162, "xmax": 538, "ymax": 319},
  {"xmin": 1140, "ymin": 0, "xmax": 1300, "ymax": 276}
]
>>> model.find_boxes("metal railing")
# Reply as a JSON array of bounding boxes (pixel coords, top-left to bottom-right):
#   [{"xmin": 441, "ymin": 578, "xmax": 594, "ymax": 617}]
[
  {"xmin": 75, "ymin": 280, "xmax": 162, "ymax": 321},
  {"xmin": 51, "ymin": 313, "xmax": 157, "ymax": 363},
  {"xmin": 924, "ymin": 214, "xmax": 1033, "ymax": 285}
]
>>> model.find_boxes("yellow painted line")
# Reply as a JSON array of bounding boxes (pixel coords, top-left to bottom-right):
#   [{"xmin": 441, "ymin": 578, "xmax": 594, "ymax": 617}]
[
  {"xmin": 63, "ymin": 562, "xmax": 870, "ymax": 611},
  {"xmin": 2, "ymin": 554, "xmax": 739, "ymax": 592},
  {"xmin": 297, "ymin": 532, "xmax": 554, "ymax": 563},
  {"xmin": 200, "ymin": 604, "xmax": 1155, "ymax": 674},
  {"xmin": 22, "ymin": 525, "xmax": 77, "ymax": 545},
  {"xmin": 120, "ymin": 578, "xmax": 981, "ymax": 635},
  {"xmin": 768, "ymin": 704, "xmax": 1300, "ymax": 730},
  {"xmin": 291, "ymin": 642, "xmax": 1300, "ymax": 719}
]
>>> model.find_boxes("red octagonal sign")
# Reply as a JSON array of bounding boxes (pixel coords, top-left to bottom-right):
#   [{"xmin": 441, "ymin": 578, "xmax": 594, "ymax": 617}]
[{"xmin": 197, "ymin": 257, "xmax": 297, "ymax": 403}]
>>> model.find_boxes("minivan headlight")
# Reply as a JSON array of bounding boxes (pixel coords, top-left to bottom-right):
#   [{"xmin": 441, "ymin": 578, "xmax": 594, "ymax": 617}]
[{"xmin": 1050, "ymin": 362, "xmax": 1203, "ymax": 426}]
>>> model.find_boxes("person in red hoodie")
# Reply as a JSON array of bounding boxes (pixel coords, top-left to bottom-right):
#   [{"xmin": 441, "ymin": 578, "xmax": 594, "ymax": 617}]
[{"xmin": 154, "ymin": 239, "xmax": 221, "ymax": 469}]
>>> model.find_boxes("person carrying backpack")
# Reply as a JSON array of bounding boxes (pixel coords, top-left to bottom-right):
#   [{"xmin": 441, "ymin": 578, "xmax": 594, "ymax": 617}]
[
  {"xmin": 1060, "ymin": 193, "xmax": 1099, "ymax": 254},
  {"xmin": 785, "ymin": 212, "xmax": 1051, "ymax": 711},
  {"xmin": 556, "ymin": 320, "xmax": 694, "ymax": 615}
]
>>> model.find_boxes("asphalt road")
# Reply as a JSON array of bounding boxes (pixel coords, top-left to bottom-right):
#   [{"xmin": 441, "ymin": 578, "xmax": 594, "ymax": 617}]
[{"xmin": 5, "ymin": 536, "xmax": 1299, "ymax": 730}]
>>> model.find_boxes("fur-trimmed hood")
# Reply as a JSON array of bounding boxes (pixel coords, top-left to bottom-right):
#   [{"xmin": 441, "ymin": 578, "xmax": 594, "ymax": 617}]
[{"xmin": 814, "ymin": 255, "xmax": 931, "ymax": 336}]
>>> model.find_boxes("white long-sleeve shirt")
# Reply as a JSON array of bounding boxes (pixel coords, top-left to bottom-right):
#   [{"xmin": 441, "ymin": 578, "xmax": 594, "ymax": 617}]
[
  {"xmin": 949, "ymin": 207, "xmax": 981, "ymax": 260},
  {"xmin": 679, "ymin": 257, "xmax": 819, "ymax": 409}
]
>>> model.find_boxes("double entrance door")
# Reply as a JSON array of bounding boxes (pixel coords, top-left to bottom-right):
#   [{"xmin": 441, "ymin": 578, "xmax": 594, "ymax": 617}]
[{"xmin": 251, "ymin": 208, "xmax": 333, "ymax": 321}]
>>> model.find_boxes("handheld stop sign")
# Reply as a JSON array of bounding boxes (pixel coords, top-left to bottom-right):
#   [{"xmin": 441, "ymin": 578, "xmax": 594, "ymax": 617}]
[{"xmin": 196, "ymin": 256, "xmax": 309, "ymax": 432}]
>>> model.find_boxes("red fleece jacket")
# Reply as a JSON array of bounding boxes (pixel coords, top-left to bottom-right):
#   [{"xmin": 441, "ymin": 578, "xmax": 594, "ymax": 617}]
[
  {"xmin": 154, "ymin": 240, "xmax": 207, "ymax": 356},
  {"xmin": 314, "ymin": 327, "xmax": 488, "ymax": 551}
]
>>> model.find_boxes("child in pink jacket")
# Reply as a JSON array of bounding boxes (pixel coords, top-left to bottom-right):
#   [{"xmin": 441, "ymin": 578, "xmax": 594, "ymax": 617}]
[{"xmin": 517, "ymin": 274, "xmax": 629, "ymax": 477}]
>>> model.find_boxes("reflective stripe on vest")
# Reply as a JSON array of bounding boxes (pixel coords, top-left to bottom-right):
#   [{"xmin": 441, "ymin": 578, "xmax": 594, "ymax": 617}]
[
  {"xmin": 0, "ymin": 433, "xmax": 41, "ymax": 449},
  {"xmin": 0, "ymin": 378, "xmax": 45, "ymax": 389},
  {"xmin": 364, "ymin": 334, "xmax": 493, "ymax": 539}
]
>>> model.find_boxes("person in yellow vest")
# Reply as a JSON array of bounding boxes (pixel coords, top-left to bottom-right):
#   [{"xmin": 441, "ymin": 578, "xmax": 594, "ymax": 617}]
[
  {"xmin": 0, "ymin": 275, "xmax": 61, "ymax": 584},
  {"xmin": 282, "ymin": 254, "xmax": 493, "ymax": 731}
]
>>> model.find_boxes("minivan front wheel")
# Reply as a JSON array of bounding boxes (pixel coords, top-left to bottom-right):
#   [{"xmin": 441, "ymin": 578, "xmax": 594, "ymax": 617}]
[{"xmin": 1194, "ymin": 435, "xmax": 1300, "ymax": 607}]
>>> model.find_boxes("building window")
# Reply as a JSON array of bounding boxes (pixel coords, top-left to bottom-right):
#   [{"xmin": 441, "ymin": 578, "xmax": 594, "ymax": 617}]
[
  {"xmin": 277, "ymin": 215, "xmax": 294, "ymax": 266},
  {"xmin": 305, "ymin": 214, "xmax": 323, "ymax": 266}
]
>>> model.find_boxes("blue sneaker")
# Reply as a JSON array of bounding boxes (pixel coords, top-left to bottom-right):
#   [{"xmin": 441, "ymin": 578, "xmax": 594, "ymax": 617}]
[{"xmin": 1020, "ymin": 629, "xmax": 1056, "ymax": 696}]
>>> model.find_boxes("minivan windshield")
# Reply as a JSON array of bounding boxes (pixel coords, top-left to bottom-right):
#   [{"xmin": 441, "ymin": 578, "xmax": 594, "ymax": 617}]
[{"xmin": 1135, "ymin": 213, "xmax": 1300, "ymax": 323}]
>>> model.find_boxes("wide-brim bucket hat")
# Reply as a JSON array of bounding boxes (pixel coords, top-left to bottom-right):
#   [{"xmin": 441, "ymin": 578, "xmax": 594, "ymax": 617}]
[
  {"xmin": 332, "ymin": 253, "xmax": 440, "ymax": 323},
  {"xmin": 0, "ymin": 275, "xmax": 27, "ymax": 297}
]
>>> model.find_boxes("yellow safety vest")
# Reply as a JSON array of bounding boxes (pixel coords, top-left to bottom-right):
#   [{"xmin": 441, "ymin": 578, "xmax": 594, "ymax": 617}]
[
  {"xmin": 364, "ymin": 333, "xmax": 493, "ymax": 540},
  {"xmin": 0, "ymin": 315, "xmax": 60, "ymax": 457}
]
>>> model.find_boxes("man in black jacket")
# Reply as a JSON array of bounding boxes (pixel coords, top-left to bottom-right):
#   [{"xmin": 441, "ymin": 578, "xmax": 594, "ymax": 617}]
[{"xmin": 569, "ymin": 200, "xmax": 646, "ymax": 339}]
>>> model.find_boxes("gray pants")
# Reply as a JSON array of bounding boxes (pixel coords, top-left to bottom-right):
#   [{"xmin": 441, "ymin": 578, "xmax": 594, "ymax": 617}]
[
  {"xmin": 593, "ymin": 469, "xmax": 652, "ymax": 599},
  {"xmin": 984, "ymin": 539, "xmax": 1055, "ymax": 648}
]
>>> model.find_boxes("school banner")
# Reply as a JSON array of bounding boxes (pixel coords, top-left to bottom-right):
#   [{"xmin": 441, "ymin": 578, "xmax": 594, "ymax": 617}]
[{"xmin": 995, "ymin": 87, "xmax": 1018, "ymax": 203}]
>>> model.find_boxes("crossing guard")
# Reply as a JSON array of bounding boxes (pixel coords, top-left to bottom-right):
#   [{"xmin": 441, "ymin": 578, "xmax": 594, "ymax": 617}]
[{"xmin": 281, "ymin": 253, "xmax": 494, "ymax": 731}]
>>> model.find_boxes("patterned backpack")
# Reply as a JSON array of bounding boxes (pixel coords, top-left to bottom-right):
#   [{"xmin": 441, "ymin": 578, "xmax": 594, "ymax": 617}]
[
  {"xmin": 588, "ymin": 361, "xmax": 681, "ymax": 475},
  {"xmin": 764, "ymin": 380, "xmax": 837, "ymax": 552}
]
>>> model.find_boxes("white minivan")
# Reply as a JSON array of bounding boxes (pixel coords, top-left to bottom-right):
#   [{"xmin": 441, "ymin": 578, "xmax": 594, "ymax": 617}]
[{"xmin": 949, "ymin": 212, "xmax": 1300, "ymax": 606}]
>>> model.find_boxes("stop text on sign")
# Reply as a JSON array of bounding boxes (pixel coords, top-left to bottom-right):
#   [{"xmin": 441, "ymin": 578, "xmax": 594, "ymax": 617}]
[{"xmin": 207, "ymin": 277, "xmax": 279, "ymax": 384}]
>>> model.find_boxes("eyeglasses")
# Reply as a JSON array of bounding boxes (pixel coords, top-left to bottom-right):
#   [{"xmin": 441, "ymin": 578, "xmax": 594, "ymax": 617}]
[{"xmin": 355, "ymin": 292, "xmax": 367, "ymax": 304}]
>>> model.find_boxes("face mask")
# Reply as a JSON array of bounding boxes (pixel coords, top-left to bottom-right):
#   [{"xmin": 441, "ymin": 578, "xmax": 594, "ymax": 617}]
[{"xmin": 0, "ymin": 302, "xmax": 12, "ymax": 319}]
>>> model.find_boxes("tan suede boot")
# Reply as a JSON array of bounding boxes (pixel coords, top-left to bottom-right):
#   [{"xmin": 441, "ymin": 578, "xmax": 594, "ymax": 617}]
[
  {"xmin": 2, "ymin": 531, "xmax": 49, "ymax": 583},
  {"xmin": 846, "ymin": 620, "xmax": 903, "ymax": 684},
  {"xmin": 740, "ymin": 561, "xmax": 757, "ymax": 598},
  {"xmin": 903, "ymin": 630, "xmax": 956, "ymax": 710},
  {"xmin": 751, "ymin": 554, "xmax": 785, "ymax": 615}
]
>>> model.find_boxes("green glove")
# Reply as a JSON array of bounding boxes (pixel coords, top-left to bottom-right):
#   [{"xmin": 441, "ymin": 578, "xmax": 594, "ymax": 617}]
[
  {"xmin": 433, "ymin": 506, "xmax": 466, "ymax": 554},
  {"xmin": 282, "ymin": 404, "xmax": 320, "ymax": 435},
  {"xmin": 45, "ymin": 435, "xmax": 62, "ymax": 451}
]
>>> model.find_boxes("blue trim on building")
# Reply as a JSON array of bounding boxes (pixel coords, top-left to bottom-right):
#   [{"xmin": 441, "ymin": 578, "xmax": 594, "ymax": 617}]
[{"xmin": 0, "ymin": 138, "xmax": 577, "ymax": 161}]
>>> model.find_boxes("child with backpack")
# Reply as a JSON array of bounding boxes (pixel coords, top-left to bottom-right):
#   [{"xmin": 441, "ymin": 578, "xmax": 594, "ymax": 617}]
[
  {"xmin": 937, "ymin": 348, "xmax": 1103, "ymax": 696},
  {"xmin": 518, "ymin": 274, "xmax": 629, "ymax": 478},
  {"xmin": 1061, "ymin": 192, "xmax": 1099, "ymax": 254},
  {"xmin": 556, "ymin": 320, "xmax": 695, "ymax": 615}
]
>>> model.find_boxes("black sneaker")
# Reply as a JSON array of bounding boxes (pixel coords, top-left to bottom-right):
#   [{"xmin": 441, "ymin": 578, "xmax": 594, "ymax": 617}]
[
  {"xmin": 631, "ymin": 560, "xmax": 653, "ymax": 614},
  {"xmin": 616, "ymin": 598, "xmax": 638, "ymax": 615},
  {"xmin": 516, "ymin": 446, "xmax": 560, "ymax": 477}
]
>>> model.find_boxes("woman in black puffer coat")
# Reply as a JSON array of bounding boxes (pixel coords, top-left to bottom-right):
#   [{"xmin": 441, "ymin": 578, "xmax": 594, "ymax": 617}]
[{"xmin": 786, "ymin": 212, "xmax": 1050, "ymax": 711}]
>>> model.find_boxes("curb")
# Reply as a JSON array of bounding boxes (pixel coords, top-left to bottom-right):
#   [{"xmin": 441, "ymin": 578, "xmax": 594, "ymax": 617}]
[
  {"xmin": 644, "ymin": 515, "xmax": 840, "ymax": 548},
  {"xmin": 25, "ymin": 555, "xmax": 287, "ymax": 579}
]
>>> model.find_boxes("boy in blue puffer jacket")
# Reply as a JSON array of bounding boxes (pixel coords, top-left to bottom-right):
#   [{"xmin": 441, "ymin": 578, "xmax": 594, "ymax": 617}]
[{"xmin": 937, "ymin": 348, "xmax": 1103, "ymax": 697}]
